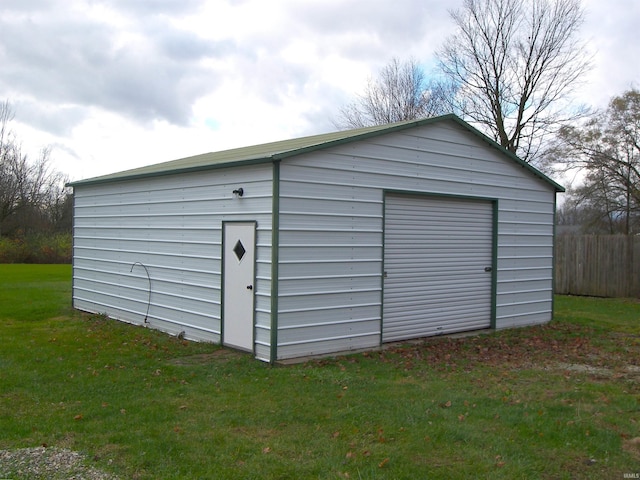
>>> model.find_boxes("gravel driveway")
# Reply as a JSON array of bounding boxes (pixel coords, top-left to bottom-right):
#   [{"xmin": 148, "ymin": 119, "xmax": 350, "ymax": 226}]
[{"xmin": 0, "ymin": 447, "xmax": 119, "ymax": 480}]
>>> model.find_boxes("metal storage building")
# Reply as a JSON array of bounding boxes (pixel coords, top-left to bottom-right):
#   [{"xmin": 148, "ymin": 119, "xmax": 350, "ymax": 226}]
[{"xmin": 69, "ymin": 114, "xmax": 564, "ymax": 363}]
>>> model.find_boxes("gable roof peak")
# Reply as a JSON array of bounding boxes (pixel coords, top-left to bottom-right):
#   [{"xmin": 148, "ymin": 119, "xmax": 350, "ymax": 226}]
[{"xmin": 68, "ymin": 114, "xmax": 563, "ymax": 192}]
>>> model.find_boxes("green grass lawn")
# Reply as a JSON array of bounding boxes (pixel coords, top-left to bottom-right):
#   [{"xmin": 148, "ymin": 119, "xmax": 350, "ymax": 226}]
[{"xmin": 1, "ymin": 265, "xmax": 639, "ymax": 479}]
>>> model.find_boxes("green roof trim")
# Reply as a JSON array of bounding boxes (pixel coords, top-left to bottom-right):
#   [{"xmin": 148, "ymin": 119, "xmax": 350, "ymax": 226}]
[{"xmin": 68, "ymin": 114, "xmax": 564, "ymax": 192}]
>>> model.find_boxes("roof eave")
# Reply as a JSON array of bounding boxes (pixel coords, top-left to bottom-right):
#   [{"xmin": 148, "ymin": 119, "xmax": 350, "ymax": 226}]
[{"xmin": 67, "ymin": 156, "xmax": 275, "ymax": 188}]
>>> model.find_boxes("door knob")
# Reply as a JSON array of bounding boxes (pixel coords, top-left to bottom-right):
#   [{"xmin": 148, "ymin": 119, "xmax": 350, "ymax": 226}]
[{"xmin": 246, "ymin": 285, "xmax": 253, "ymax": 290}]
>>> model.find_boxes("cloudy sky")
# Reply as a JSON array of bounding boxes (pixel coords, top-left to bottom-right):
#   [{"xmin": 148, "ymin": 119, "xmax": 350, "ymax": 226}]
[{"xmin": 1, "ymin": 0, "xmax": 638, "ymax": 182}]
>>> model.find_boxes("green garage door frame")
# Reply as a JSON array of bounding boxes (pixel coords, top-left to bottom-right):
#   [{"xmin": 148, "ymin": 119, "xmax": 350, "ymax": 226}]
[{"xmin": 382, "ymin": 191, "xmax": 498, "ymax": 342}]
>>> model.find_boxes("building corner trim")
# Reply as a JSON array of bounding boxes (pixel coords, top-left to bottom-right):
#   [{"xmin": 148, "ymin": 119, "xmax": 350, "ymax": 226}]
[{"xmin": 269, "ymin": 161, "xmax": 281, "ymax": 364}]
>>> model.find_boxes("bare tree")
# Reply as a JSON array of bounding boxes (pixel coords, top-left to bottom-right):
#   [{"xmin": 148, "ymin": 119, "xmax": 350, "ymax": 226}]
[
  {"xmin": 437, "ymin": 0, "xmax": 591, "ymax": 163},
  {"xmin": 0, "ymin": 100, "xmax": 20, "ymax": 236},
  {"xmin": 551, "ymin": 89, "xmax": 640, "ymax": 234},
  {"xmin": 334, "ymin": 58, "xmax": 453, "ymax": 129},
  {"xmin": 0, "ymin": 100, "xmax": 68, "ymax": 237}
]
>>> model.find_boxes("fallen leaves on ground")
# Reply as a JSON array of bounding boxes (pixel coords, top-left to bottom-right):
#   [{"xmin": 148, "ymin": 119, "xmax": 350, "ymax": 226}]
[
  {"xmin": 622, "ymin": 437, "xmax": 640, "ymax": 460},
  {"xmin": 379, "ymin": 322, "xmax": 640, "ymax": 374}
]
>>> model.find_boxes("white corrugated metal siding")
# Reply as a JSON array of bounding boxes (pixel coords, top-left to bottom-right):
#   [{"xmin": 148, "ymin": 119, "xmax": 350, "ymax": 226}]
[
  {"xmin": 275, "ymin": 183, "xmax": 383, "ymax": 359},
  {"xmin": 276, "ymin": 119, "xmax": 556, "ymax": 360},
  {"xmin": 72, "ymin": 164, "xmax": 274, "ymax": 361},
  {"xmin": 382, "ymin": 194, "xmax": 494, "ymax": 342}
]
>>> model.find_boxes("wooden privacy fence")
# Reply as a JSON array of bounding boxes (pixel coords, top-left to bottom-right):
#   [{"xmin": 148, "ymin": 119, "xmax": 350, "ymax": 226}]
[{"xmin": 555, "ymin": 235, "xmax": 640, "ymax": 298}]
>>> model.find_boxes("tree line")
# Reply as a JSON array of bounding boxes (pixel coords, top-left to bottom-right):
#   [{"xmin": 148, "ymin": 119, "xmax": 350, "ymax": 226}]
[
  {"xmin": 0, "ymin": 101, "xmax": 71, "ymax": 262},
  {"xmin": 335, "ymin": 0, "xmax": 638, "ymax": 235},
  {"xmin": 553, "ymin": 90, "xmax": 640, "ymax": 235}
]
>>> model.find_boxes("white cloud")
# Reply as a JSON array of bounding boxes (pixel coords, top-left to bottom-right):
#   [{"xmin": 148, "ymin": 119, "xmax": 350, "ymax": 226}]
[
  {"xmin": 576, "ymin": 0, "xmax": 640, "ymax": 108},
  {"xmin": 0, "ymin": 0, "xmax": 637, "ymax": 182}
]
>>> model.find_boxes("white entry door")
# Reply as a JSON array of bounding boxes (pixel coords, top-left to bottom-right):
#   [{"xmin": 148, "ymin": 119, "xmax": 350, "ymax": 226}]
[{"xmin": 223, "ymin": 222, "xmax": 256, "ymax": 351}]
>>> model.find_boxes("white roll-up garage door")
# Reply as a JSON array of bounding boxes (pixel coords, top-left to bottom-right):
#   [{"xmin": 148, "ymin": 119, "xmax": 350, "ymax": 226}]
[{"xmin": 382, "ymin": 194, "xmax": 494, "ymax": 342}]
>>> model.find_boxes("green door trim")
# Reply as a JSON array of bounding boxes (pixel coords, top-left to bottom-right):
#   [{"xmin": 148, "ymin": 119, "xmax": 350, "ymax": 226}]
[
  {"xmin": 269, "ymin": 160, "xmax": 281, "ymax": 364},
  {"xmin": 381, "ymin": 189, "xmax": 499, "ymax": 340}
]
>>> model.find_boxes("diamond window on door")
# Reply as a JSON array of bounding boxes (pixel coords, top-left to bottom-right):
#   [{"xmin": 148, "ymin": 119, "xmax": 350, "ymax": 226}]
[{"xmin": 233, "ymin": 240, "xmax": 246, "ymax": 262}]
